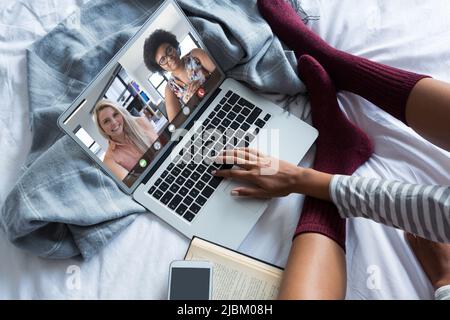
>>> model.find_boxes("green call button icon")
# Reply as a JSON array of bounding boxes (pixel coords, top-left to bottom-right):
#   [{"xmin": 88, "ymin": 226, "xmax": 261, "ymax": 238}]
[{"xmin": 139, "ymin": 159, "xmax": 147, "ymax": 168}]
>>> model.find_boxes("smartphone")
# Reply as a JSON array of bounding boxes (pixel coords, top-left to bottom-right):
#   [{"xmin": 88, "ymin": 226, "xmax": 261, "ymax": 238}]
[{"xmin": 168, "ymin": 260, "xmax": 213, "ymax": 300}]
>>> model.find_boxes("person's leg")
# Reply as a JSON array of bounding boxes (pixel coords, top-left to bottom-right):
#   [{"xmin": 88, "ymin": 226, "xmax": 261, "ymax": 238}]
[
  {"xmin": 406, "ymin": 78, "xmax": 450, "ymax": 151},
  {"xmin": 279, "ymin": 233, "xmax": 346, "ymax": 299},
  {"xmin": 257, "ymin": 0, "xmax": 450, "ymax": 151},
  {"xmin": 257, "ymin": 0, "xmax": 428, "ymax": 123},
  {"xmin": 406, "ymin": 233, "xmax": 450, "ymax": 295},
  {"xmin": 278, "ymin": 55, "xmax": 373, "ymax": 299},
  {"xmin": 294, "ymin": 55, "xmax": 373, "ymax": 249}
]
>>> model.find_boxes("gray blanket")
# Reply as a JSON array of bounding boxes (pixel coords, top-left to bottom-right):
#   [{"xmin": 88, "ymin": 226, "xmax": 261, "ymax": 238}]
[{"xmin": 0, "ymin": 0, "xmax": 307, "ymax": 259}]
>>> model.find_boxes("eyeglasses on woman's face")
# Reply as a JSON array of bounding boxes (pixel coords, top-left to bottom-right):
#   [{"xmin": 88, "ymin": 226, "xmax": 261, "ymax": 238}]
[{"xmin": 158, "ymin": 45, "xmax": 177, "ymax": 66}]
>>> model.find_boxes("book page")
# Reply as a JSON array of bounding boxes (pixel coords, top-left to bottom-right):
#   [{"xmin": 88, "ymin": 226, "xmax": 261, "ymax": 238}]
[{"xmin": 185, "ymin": 241, "xmax": 282, "ymax": 300}]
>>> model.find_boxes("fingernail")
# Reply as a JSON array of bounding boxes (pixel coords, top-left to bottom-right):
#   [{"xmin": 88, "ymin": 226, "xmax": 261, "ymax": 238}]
[
  {"xmin": 211, "ymin": 170, "xmax": 216, "ymax": 175},
  {"xmin": 231, "ymin": 190, "xmax": 239, "ymax": 196}
]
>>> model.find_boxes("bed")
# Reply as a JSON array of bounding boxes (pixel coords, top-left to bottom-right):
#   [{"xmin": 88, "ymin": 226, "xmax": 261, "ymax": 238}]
[{"xmin": 1, "ymin": 0, "xmax": 449, "ymax": 299}]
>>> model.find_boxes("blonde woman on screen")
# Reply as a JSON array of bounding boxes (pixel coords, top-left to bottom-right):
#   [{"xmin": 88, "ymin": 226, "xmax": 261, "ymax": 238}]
[{"xmin": 94, "ymin": 99, "xmax": 158, "ymax": 180}]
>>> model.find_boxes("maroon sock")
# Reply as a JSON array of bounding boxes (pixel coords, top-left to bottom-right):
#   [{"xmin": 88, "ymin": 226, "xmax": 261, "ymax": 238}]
[
  {"xmin": 294, "ymin": 55, "xmax": 374, "ymax": 250},
  {"xmin": 258, "ymin": 0, "xmax": 430, "ymax": 124}
]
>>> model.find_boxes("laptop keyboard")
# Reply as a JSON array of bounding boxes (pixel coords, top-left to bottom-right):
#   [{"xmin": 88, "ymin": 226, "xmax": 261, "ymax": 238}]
[{"xmin": 148, "ymin": 90, "xmax": 272, "ymax": 223}]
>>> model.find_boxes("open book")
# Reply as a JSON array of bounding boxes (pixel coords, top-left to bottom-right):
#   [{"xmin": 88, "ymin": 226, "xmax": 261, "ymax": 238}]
[{"xmin": 184, "ymin": 237, "xmax": 283, "ymax": 300}]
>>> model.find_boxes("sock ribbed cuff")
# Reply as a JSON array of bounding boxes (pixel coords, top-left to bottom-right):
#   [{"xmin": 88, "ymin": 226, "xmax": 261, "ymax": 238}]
[
  {"xmin": 295, "ymin": 197, "xmax": 346, "ymax": 251},
  {"xmin": 334, "ymin": 55, "xmax": 431, "ymax": 124}
]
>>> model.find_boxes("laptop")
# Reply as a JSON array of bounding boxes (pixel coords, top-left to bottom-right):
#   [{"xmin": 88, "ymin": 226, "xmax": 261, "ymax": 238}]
[{"xmin": 58, "ymin": 0, "xmax": 318, "ymax": 250}]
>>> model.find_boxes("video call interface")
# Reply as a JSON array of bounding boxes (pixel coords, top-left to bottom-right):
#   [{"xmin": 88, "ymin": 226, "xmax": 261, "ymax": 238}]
[{"xmin": 64, "ymin": 3, "xmax": 221, "ymax": 188}]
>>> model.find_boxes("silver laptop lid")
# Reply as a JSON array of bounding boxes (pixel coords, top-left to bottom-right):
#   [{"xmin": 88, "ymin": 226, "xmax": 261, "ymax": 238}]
[{"xmin": 58, "ymin": 0, "xmax": 226, "ymax": 194}]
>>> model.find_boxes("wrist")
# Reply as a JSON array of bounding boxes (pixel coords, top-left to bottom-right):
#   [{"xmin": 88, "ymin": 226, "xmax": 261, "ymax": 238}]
[
  {"xmin": 293, "ymin": 167, "xmax": 333, "ymax": 201},
  {"xmin": 292, "ymin": 167, "xmax": 309, "ymax": 194}
]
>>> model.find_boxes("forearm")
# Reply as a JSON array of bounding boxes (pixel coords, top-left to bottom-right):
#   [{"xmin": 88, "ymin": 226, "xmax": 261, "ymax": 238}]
[
  {"xmin": 330, "ymin": 175, "xmax": 450, "ymax": 244},
  {"xmin": 292, "ymin": 169, "xmax": 450, "ymax": 243}
]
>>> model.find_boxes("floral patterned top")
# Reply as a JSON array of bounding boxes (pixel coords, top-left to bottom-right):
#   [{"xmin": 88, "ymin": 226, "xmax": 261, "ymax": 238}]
[{"xmin": 167, "ymin": 52, "xmax": 209, "ymax": 104}]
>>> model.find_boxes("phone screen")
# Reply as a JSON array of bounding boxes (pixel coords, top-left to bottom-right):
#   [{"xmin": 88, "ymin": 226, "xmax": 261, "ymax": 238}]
[{"xmin": 169, "ymin": 267, "xmax": 211, "ymax": 300}]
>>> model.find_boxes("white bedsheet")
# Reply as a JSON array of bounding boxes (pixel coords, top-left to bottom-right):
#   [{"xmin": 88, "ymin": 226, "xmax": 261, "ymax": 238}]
[{"xmin": 1, "ymin": 0, "xmax": 449, "ymax": 299}]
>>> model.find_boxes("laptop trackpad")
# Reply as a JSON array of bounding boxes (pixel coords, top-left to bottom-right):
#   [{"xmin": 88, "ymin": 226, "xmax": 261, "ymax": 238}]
[{"xmin": 221, "ymin": 180, "xmax": 267, "ymax": 212}]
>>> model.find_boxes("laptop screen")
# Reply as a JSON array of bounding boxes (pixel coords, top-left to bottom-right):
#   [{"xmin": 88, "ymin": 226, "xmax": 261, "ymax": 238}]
[{"xmin": 60, "ymin": 1, "xmax": 223, "ymax": 190}]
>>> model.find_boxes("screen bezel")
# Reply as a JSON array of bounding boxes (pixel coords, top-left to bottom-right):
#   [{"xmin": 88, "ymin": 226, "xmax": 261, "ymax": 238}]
[
  {"xmin": 168, "ymin": 260, "xmax": 213, "ymax": 300},
  {"xmin": 57, "ymin": 0, "xmax": 226, "ymax": 194}
]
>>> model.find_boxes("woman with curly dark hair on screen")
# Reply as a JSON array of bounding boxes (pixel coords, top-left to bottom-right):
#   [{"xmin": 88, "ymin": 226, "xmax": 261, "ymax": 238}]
[{"xmin": 143, "ymin": 29, "xmax": 216, "ymax": 122}]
